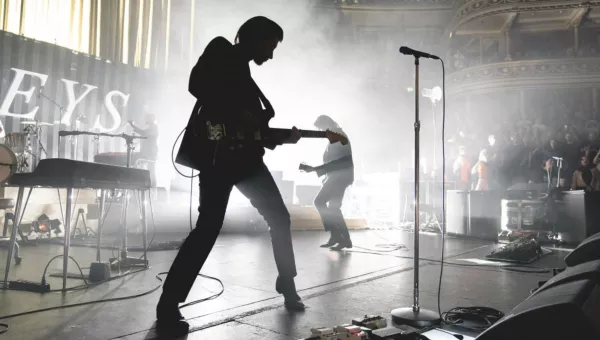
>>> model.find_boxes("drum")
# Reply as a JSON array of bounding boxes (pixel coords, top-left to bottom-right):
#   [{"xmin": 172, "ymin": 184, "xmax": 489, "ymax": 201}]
[
  {"xmin": 6, "ymin": 132, "xmax": 28, "ymax": 153},
  {"xmin": 0, "ymin": 144, "xmax": 18, "ymax": 184}
]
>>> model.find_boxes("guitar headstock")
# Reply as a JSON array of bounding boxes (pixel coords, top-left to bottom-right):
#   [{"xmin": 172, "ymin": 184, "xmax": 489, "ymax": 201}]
[
  {"xmin": 299, "ymin": 163, "xmax": 309, "ymax": 171},
  {"xmin": 325, "ymin": 130, "xmax": 349, "ymax": 145}
]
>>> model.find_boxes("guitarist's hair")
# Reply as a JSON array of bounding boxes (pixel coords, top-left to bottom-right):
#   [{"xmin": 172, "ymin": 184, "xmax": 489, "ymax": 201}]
[
  {"xmin": 315, "ymin": 115, "xmax": 339, "ymax": 130},
  {"xmin": 235, "ymin": 16, "xmax": 284, "ymax": 45}
]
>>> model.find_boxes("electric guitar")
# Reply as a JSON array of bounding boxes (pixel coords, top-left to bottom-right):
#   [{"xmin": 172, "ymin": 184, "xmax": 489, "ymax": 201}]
[{"xmin": 176, "ymin": 112, "xmax": 348, "ymax": 171}]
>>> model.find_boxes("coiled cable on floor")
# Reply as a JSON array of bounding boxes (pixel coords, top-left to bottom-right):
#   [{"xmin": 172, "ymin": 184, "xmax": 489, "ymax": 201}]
[{"xmin": 442, "ymin": 306, "xmax": 504, "ymax": 331}]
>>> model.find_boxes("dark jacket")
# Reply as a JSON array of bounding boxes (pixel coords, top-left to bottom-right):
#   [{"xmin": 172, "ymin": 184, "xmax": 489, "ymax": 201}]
[{"xmin": 177, "ymin": 37, "xmax": 278, "ymax": 171}]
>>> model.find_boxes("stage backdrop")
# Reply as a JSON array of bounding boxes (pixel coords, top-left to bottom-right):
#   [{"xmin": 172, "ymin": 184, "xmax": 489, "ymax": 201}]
[{"xmin": 0, "ymin": 30, "xmax": 158, "ymax": 162}]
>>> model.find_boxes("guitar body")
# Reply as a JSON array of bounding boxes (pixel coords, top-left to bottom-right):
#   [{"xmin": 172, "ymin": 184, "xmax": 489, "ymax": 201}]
[{"xmin": 176, "ymin": 108, "xmax": 272, "ymax": 173}]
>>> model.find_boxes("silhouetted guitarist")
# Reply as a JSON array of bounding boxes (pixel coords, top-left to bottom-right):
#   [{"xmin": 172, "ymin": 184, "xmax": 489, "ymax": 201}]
[
  {"xmin": 157, "ymin": 17, "xmax": 305, "ymax": 337},
  {"xmin": 300, "ymin": 115, "xmax": 354, "ymax": 250}
]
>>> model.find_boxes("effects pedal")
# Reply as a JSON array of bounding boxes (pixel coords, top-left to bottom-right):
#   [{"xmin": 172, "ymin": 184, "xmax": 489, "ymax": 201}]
[
  {"xmin": 310, "ymin": 327, "xmax": 335, "ymax": 340},
  {"xmin": 334, "ymin": 324, "xmax": 368, "ymax": 339},
  {"xmin": 352, "ymin": 315, "xmax": 387, "ymax": 330},
  {"xmin": 371, "ymin": 325, "xmax": 419, "ymax": 339}
]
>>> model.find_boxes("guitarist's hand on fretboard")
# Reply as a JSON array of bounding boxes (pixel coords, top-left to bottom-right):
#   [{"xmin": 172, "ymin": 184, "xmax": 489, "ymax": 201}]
[{"xmin": 281, "ymin": 126, "xmax": 301, "ymax": 144}]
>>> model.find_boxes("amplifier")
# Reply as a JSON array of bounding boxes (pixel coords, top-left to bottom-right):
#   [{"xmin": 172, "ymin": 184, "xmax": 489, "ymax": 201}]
[{"xmin": 445, "ymin": 190, "xmax": 502, "ymax": 241}]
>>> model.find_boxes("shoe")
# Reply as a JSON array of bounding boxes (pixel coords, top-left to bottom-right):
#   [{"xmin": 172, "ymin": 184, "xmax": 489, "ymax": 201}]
[
  {"xmin": 275, "ymin": 276, "xmax": 305, "ymax": 310},
  {"xmin": 330, "ymin": 242, "xmax": 352, "ymax": 250},
  {"xmin": 320, "ymin": 231, "xmax": 339, "ymax": 248},
  {"xmin": 156, "ymin": 319, "xmax": 190, "ymax": 337},
  {"xmin": 284, "ymin": 299, "xmax": 306, "ymax": 311},
  {"xmin": 156, "ymin": 298, "xmax": 190, "ymax": 337},
  {"xmin": 330, "ymin": 229, "xmax": 352, "ymax": 250}
]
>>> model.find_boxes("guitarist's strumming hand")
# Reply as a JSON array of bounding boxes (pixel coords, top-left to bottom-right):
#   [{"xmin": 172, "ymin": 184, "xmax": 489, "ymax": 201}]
[
  {"xmin": 299, "ymin": 163, "xmax": 315, "ymax": 173},
  {"xmin": 299, "ymin": 163, "xmax": 325, "ymax": 177},
  {"xmin": 282, "ymin": 126, "xmax": 301, "ymax": 144},
  {"xmin": 241, "ymin": 110, "xmax": 260, "ymax": 129}
]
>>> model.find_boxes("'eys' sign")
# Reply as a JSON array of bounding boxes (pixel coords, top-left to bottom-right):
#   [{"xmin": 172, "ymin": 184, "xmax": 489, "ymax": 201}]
[{"xmin": 0, "ymin": 68, "xmax": 129, "ymax": 134}]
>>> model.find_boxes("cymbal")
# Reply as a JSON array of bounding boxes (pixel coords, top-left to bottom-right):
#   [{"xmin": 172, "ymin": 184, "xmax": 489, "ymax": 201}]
[{"xmin": 21, "ymin": 121, "xmax": 53, "ymax": 127}]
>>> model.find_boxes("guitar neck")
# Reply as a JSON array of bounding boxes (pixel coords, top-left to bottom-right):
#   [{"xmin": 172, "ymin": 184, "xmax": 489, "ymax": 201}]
[{"xmin": 269, "ymin": 128, "xmax": 326, "ymax": 139}]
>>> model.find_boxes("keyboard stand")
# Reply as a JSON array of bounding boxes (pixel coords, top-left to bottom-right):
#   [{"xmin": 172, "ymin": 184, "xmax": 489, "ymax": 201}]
[
  {"xmin": 109, "ymin": 190, "xmax": 149, "ymax": 269},
  {"xmin": 109, "ymin": 135, "xmax": 148, "ymax": 269},
  {"xmin": 2, "ymin": 158, "xmax": 151, "ymax": 292},
  {"xmin": 3, "ymin": 186, "xmax": 149, "ymax": 292},
  {"xmin": 2, "ymin": 187, "xmax": 25, "ymax": 288}
]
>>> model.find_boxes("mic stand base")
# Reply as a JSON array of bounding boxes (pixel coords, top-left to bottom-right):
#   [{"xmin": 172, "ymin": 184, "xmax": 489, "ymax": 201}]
[{"xmin": 391, "ymin": 307, "xmax": 441, "ymax": 328}]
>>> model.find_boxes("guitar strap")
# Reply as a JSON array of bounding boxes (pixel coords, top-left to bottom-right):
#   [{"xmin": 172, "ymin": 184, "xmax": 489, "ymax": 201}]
[{"xmin": 250, "ymin": 78, "xmax": 275, "ymax": 119}]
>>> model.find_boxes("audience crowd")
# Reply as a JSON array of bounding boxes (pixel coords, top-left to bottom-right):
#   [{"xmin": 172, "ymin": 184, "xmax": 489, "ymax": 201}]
[{"xmin": 450, "ymin": 117, "xmax": 600, "ymax": 192}]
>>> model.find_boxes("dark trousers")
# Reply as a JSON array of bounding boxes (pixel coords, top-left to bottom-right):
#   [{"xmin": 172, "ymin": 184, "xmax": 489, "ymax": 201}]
[
  {"xmin": 314, "ymin": 178, "xmax": 351, "ymax": 233},
  {"xmin": 161, "ymin": 161, "xmax": 297, "ymax": 303}
]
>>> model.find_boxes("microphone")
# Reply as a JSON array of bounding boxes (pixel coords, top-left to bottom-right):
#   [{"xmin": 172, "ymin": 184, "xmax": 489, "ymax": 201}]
[{"xmin": 399, "ymin": 46, "xmax": 440, "ymax": 60}]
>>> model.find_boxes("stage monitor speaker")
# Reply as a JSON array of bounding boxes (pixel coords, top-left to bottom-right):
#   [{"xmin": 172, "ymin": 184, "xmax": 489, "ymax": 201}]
[
  {"xmin": 565, "ymin": 232, "xmax": 600, "ymax": 267},
  {"xmin": 533, "ymin": 259, "xmax": 600, "ymax": 296},
  {"xmin": 475, "ymin": 279, "xmax": 600, "ymax": 340}
]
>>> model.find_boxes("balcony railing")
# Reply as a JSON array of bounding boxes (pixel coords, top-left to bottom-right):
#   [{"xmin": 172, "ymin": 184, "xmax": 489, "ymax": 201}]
[
  {"xmin": 448, "ymin": 56, "xmax": 600, "ymax": 94},
  {"xmin": 449, "ymin": 0, "xmax": 593, "ymax": 34},
  {"xmin": 314, "ymin": 0, "xmax": 454, "ymax": 10}
]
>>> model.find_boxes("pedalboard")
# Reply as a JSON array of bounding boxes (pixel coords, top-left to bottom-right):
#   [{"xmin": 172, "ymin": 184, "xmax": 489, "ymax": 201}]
[
  {"xmin": 303, "ymin": 315, "xmax": 423, "ymax": 340},
  {"xmin": 9, "ymin": 280, "xmax": 50, "ymax": 293}
]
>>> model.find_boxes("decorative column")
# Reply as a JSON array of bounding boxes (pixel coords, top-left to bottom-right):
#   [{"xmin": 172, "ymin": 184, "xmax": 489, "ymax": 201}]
[
  {"xmin": 593, "ymin": 88, "xmax": 598, "ymax": 120},
  {"xmin": 574, "ymin": 26, "xmax": 580, "ymax": 56},
  {"xmin": 504, "ymin": 30, "xmax": 512, "ymax": 61},
  {"xmin": 465, "ymin": 94, "xmax": 472, "ymax": 124},
  {"xmin": 479, "ymin": 37, "xmax": 484, "ymax": 64},
  {"xmin": 519, "ymin": 90, "xmax": 526, "ymax": 119}
]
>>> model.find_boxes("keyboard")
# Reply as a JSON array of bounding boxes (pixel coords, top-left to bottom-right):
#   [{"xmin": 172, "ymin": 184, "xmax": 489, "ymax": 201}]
[
  {"xmin": 93, "ymin": 152, "xmax": 129, "ymax": 167},
  {"xmin": 6, "ymin": 159, "xmax": 151, "ymax": 190}
]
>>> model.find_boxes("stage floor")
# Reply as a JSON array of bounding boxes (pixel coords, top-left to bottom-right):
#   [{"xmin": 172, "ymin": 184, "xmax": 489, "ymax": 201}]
[{"xmin": 0, "ymin": 230, "xmax": 569, "ymax": 340}]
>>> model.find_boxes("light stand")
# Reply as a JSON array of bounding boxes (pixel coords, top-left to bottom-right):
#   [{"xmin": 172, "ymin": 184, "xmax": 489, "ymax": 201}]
[{"xmin": 391, "ymin": 56, "xmax": 442, "ymax": 327}]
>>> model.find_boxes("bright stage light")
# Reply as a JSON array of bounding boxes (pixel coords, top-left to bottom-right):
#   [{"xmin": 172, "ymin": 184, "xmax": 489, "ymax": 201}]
[{"xmin": 421, "ymin": 86, "xmax": 442, "ymax": 103}]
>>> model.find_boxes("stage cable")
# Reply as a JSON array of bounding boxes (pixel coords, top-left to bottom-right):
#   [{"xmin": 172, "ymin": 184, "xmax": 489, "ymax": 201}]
[
  {"xmin": 344, "ymin": 248, "xmax": 551, "ymax": 273},
  {"xmin": 169, "ymin": 122, "xmax": 225, "ymax": 306},
  {"xmin": 172, "ymin": 126, "xmax": 196, "ymax": 179},
  {"xmin": 437, "ymin": 58, "xmax": 446, "ymax": 318},
  {"xmin": 434, "ymin": 59, "xmax": 505, "ymax": 332}
]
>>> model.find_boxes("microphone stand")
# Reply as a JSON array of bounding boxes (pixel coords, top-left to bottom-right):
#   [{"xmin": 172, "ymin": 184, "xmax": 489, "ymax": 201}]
[
  {"xmin": 391, "ymin": 55, "xmax": 441, "ymax": 327},
  {"xmin": 38, "ymin": 87, "xmax": 66, "ymax": 161}
]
